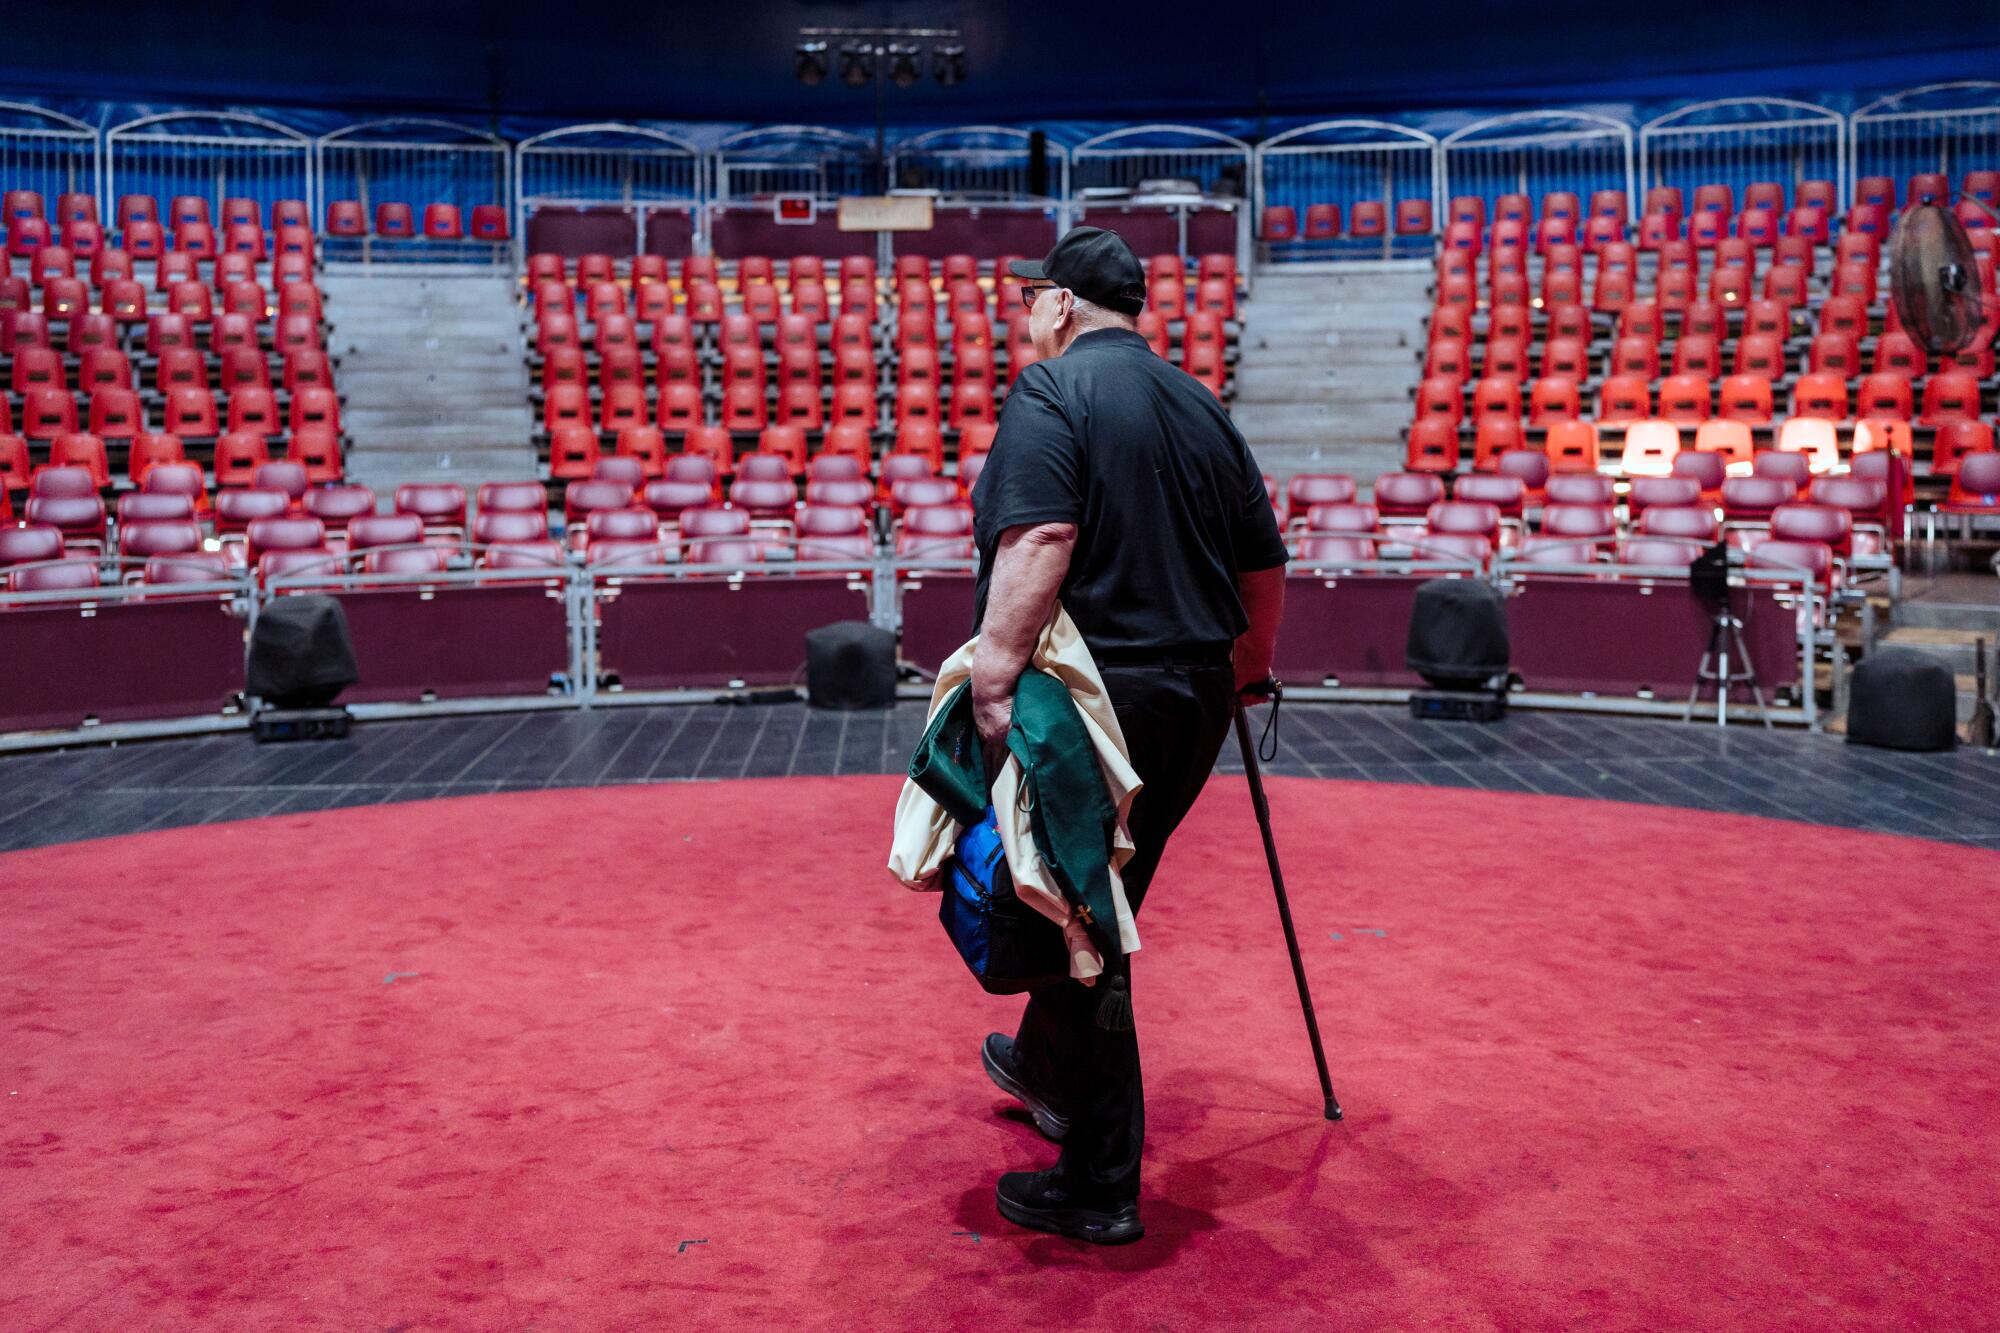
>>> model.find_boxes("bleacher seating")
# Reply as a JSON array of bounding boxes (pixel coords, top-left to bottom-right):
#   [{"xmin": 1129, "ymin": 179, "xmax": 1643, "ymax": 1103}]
[
  {"xmin": 1276, "ymin": 458, "xmax": 1885, "ymax": 610},
  {"xmin": 6, "ymin": 156, "xmax": 1993, "ymax": 708},
  {"xmin": 513, "ymin": 247, "xmax": 1244, "ymax": 512},
  {"xmin": 0, "ymin": 387, "xmax": 1036, "ymax": 595},
  {"xmin": 0, "ymin": 187, "xmax": 345, "ymax": 525},
  {"xmin": 1404, "ymin": 172, "xmax": 1998, "ymax": 565}
]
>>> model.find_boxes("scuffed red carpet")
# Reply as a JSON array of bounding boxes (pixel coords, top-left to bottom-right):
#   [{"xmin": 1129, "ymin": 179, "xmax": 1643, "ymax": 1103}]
[{"xmin": 4, "ymin": 776, "xmax": 1998, "ymax": 1329}]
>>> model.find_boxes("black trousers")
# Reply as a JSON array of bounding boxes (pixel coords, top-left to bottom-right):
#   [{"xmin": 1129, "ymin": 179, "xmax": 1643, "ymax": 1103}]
[{"xmin": 1012, "ymin": 662, "xmax": 1237, "ymax": 1203}]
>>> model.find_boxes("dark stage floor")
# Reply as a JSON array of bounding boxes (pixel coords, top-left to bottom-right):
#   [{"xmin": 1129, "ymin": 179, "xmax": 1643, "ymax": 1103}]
[{"xmin": 2, "ymin": 703, "xmax": 1995, "ymax": 853}]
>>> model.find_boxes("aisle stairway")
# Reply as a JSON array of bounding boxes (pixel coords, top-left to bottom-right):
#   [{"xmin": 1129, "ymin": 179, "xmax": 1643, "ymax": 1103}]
[
  {"xmin": 1230, "ymin": 263, "xmax": 1432, "ymax": 487},
  {"xmin": 319, "ymin": 264, "xmax": 536, "ymax": 496}
]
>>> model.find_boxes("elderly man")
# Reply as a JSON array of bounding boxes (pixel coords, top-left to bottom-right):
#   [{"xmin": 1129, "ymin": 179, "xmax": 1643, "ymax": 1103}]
[{"xmin": 968, "ymin": 227, "xmax": 1289, "ymax": 1244}]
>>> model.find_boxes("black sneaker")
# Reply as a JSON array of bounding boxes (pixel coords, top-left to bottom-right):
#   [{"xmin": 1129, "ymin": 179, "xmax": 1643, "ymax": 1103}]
[
  {"xmin": 982, "ymin": 1033, "xmax": 1069, "ymax": 1142},
  {"xmin": 995, "ymin": 1168, "xmax": 1143, "ymax": 1245}
]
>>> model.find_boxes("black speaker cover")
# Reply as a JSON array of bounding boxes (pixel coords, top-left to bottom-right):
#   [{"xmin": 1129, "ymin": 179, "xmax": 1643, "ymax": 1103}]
[
  {"xmin": 1406, "ymin": 577, "xmax": 1509, "ymax": 690},
  {"xmin": 1847, "ymin": 646, "xmax": 1958, "ymax": 752},
  {"xmin": 246, "ymin": 595, "xmax": 358, "ymax": 708},
  {"xmin": 806, "ymin": 621, "xmax": 896, "ymax": 710}
]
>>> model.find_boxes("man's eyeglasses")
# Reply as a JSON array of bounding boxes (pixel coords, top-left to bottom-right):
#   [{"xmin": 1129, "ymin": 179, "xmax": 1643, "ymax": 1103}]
[{"xmin": 1019, "ymin": 284, "xmax": 1056, "ymax": 310}]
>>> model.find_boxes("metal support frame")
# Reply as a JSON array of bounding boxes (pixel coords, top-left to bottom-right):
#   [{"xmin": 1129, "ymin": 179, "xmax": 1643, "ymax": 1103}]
[
  {"xmin": 1489, "ymin": 557, "xmax": 1824, "ymax": 729},
  {"xmin": 1073, "ymin": 124, "xmax": 1255, "ymax": 287},
  {"xmin": 710, "ymin": 124, "xmax": 878, "ymax": 208},
  {"xmin": 104, "ymin": 111, "xmax": 316, "ymax": 230},
  {"xmin": 887, "ymin": 124, "xmax": 1069, "ymax": 204},
  {"xmin": 515, "ymin": 123, "xmax": 706, "ymax": 258},
  {"xmin": 1253, "ymin": 118, "xmax": 1439, "ymax": 261},
  {"xmin": 1851, "ymin": 81, "xmax": 2000, "ymax": 198},
  {"xmin": 1439, "ymin": 111, "xmax": 1636, "ymax": 224},
  {"xmin": 0, "ymin": 546, "xmax": 1839, "ymax": 749},
  {"xmin": 0, "ymin": 101, "xmax": 99, "ymax": 218},
  {"xmin": 314, "ymin": 118, "xmax": 512, "ymax": 266},
  {"xmin": 1639, "ymin": 97, "xmax": 1847, "ymax": 218}
]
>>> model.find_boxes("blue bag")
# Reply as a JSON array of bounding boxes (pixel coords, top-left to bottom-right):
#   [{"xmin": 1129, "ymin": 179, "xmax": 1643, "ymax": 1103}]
[{"xmin": 938, "ymin": 807, "xmax": 1072, "ymax": 995}]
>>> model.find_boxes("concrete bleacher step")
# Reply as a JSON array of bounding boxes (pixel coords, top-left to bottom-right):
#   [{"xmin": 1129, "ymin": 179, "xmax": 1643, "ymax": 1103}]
[
  {"xmin": 1231, "ymin": 265, "xmax": 1432, "ymax": 487},
  {"xmin": 337, "ymin": 366, "xmax": 531, "ymax": 394},
  {"xmin": 318, "ymin": 267, "xmax": 536, "ymax": 496},
  {"xmin": 332, "ymin": 448, "xmax": 545, "ymax": 500},
  {"xmin": 1891, "ymin": 588, "xmax": 2000, "ymax": 636}
]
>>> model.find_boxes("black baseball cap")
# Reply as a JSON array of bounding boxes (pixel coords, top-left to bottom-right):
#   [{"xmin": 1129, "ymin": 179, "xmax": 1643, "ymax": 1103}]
[{"xmin": 1009, "ymin": 227, "xmax": 1147, "ymax": 315}]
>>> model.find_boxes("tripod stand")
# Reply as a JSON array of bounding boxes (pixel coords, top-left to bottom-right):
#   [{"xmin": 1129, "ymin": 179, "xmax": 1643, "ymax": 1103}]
[
  {"xmin": 1685, "ymin": 603, "xmax": 1772, "ymax": 728},
  {"xmin": 1684, "ymin": 544, "xmax": 1772, "ymax": 728}
]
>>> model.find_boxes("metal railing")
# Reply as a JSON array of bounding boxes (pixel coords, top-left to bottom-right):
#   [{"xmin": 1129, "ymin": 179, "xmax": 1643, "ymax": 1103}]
[
  {"xmin": 249, "ymin": 543, "xmax": 898, "ymax": 705},
  {"xmin": 1438, "ymin": 111, "xmax": 1636, "ymax": 226},
  {"xmin": 0, "ymin": 92, "xmax": 1986, "ymax": 264},
  {"xmin": 515, "ymin": 123, "xmax": 706, "ymax": 257},
  {"xmin": 887, "ymin": 125, "xmax": 1068, "ymax": 203},
  {"xmin": 104, "ymin": 111, "xmax": 316, "ymax": 230},
  {"xmin": 315, "ymin": 118, "xmax": 512, "ymax": 265},
  {"xmin": 1489, "ymin": 551, "xmax": 1825, "ymax": 727},
  {"xmin": 710, "ymin": 125, "xmax": 878, "ymax": 205},
  {"xmin": 1639, "ymin": 98, "xmax": 1847, "ymax": 219},
  {"xmin": 1253, "ymin": 119, "xmax": 1439, "ymax": 260},
  {"xmin": 1851, "ymin": 81, "xmax": 2000, "ymax": 202},
  {"xmin": 1072, "ymin": 124, "xmax": 1254, "ymax": 278},
  {"xmin": 0, "ymin": 101, "xmax": 98, "ymax": 217},
  {"xmin": 0, "ymin": 556, "xmax": 248, "ymax": 608},
  {"xmin": 0, "ymin": 533, "xmax": 1842, "ymax": 746}
]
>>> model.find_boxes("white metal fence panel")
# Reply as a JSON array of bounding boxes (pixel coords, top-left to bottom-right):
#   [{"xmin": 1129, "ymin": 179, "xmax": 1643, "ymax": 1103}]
[
  {"xmin": 1254, "ymin": 118, "xmax": 1438, "ymax": 255},
  {"xmin": 710, "ymin": 125, "xmax": 877, "ymax": 203},
  {"xmin": 880, "ymin": 126, "xmax": 1067, "ymax": 263},
  {"xmin": 1072, "ymin": 125, "xmax": 1253, "ymax": 275},
  {"xmin": 1851, "ymin": 81, "xmax": 2000, "ymax": 207},
  {"xmin": 1439, "ymin": 112, "xmax": 1634, "ymax": 221},
  {"xmin": 316, "ymin": 118, "xmax": 511, "ymax": 255},
  {"xmin": 515, "ymin": 122, "xmax": 705, "ymax": 245},
  {"xmin": 1071, "ymin": 124, "xmax": 1251, "ymax": 197},
  {"xmin": 1639, "ymin": 98, "xmax": 1845, "ymax": 215},
  {"xmin": 887, "ymin": 125, "xmax": 1066, "ymax": 200},
  {"xmin": 104, "ymin": 112, "xmax": 314, "ymax": 228},
  {"xmin": 0, "ymin": 102, "xmax": 98, "ymax": 219}
]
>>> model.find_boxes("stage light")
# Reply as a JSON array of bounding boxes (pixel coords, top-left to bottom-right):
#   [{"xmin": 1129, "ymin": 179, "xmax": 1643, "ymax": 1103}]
[
  {"xmin": 887, "ymin": 43, "xmax": 922, "ymax": 88},
  {"xmin": 794, "ymin": 41, "xmax": 829, "ymax": 87},
  {"xmin": 933, "ymin": 44, "xmax": 967, "ymax": 87},
  {"xmin": 840, "ymin": 43, "xmax": 876, "ymax": 88}
]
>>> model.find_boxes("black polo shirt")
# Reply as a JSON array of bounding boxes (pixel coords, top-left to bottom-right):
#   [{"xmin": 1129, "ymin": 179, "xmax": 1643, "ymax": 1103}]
[{"xmin": 970, "ymin": 327, "xmax": 1289, "ymax": 654}]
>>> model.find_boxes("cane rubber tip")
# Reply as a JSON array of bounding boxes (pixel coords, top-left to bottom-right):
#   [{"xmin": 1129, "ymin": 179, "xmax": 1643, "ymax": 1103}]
[{"xmin": 1324, "ymin": 1098, "xmax": 1343, "ymax": 1122}]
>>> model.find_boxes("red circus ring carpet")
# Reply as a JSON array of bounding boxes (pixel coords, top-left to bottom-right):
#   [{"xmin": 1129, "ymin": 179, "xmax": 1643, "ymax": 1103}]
[{"xmin": 5, "ymin": 775, "xmax": 1999, "ymax": 1329}]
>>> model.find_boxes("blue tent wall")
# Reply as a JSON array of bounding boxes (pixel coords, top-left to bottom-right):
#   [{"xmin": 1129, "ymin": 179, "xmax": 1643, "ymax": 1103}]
[{"xmin": 4, "ymin": 0, "xmax": 1997, "ymax": 128}]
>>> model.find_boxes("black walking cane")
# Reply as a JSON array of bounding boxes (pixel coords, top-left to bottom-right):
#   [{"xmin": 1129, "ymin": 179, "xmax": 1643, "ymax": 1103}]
[{"xmin": 1234, "ymin": 680, "xmax": 1342, "ymax": 1121}]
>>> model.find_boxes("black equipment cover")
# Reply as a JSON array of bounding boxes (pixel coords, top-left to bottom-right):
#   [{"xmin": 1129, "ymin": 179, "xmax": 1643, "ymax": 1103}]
[
  {"xmin": 1406, "ymin": 577, "xmax": 1510, "ymax": 690},
  {"xmin": 805, "ymin": 620, "xmax": 897, "ymax": 710},
  {"xmin": 1847, "ymin": 646, "xmax": 1958, "ymax": 752},
  {"xmin": 246, "ymin": 595, "xmax": 358, "ymax": 708}
]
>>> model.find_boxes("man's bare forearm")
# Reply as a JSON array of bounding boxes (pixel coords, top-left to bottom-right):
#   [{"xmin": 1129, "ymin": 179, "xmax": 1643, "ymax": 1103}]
[
  {"xmin": 1233, "ymin": 564, "xmax": 1286, "ymax": 691},
  {"xmin": 972, "ymin": 522, "xmax": 1077, "ymax": 726}
]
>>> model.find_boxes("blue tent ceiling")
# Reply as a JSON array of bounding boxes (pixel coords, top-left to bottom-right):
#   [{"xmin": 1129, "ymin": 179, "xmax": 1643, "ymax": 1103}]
[{"xmin": 7, "ymin": 0, "xmax": 1998, "ymax": 127}]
